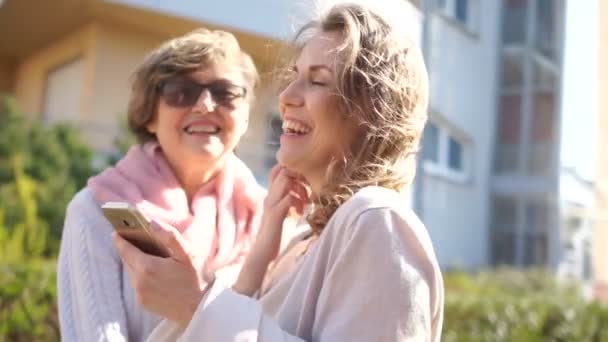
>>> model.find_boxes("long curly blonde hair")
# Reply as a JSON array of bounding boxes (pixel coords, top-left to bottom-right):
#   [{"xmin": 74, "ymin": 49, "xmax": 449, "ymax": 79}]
[{"xmin": 288, "ymin": 3, "xmax": 429, "ymax": 234}]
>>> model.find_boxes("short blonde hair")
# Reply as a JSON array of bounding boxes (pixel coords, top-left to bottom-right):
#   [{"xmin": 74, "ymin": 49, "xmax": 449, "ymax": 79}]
[
  {"xmin": 128, "ymin": 29, "xmax": 259, "ymax": 143},
  {"xmin": 290, "ymin": 4, "xmax": 429, "ymax": 234}
]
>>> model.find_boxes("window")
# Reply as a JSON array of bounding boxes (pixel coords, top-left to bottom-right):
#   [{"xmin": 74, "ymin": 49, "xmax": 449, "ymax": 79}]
[
  {"xmin": 523, "ymin": 198, "xmax": 551, "ymax": 266},
  {"xmin": 502, "ymin": 0, "xmax": 528, "ymax": 44},
  {"xmin": 265, "ymin": 114, "xmax": 282, "ymax": 170},
  {"xmin": 422, "ymin": 122, "xmax": 439, "ymax": 163},
  {"xmin": 448, "ymin": 137, "xmax": 463, "ymax": 171},
  {"xmin": 501, "ymin": 48, "xmax": 525, "ymax": 89},
  {"xmin": 455, "ymin": 0, "xmax": 468, "ymax": 22},
  {"xmin": 535, "ymin": 0, "xmax": 561, "ymax": 62},
  {"xmin": 490, "ymin": 195, "xmax": 552, "ymax": 267},
  {"xmin": 490, "ymin": 196, "xmax": 518, "ymax": 265},
  {"xmin": 527, "ymin": 91, "xmax": 556, "ymax": 176},
  {"xmin": 422, "ymin": 120, "xmax": 471, "ymax": 183},
  {"xmin": 43, "ymin": 57, "xmax": 84, "ymax": 124},
  {"xmin": 494, "ymin": 94, "xmax": 522, "ymax": 173},
  {"xmin": 437, "ymin": 0, "xmax": 478, "ymax": 34},
  {"xmin": 497, "ymin": 0, "xmax": 561, "ymax": 177}
]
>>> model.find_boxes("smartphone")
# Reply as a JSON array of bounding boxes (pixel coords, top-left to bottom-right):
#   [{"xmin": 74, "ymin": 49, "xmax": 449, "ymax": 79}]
[{"xmin": 101, "ymin": 202, "xmax": 171, "ymax": 257}]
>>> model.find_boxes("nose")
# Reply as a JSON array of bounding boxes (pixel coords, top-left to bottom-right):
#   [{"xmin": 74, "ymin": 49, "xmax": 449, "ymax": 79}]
[
  {"xmin": 279, "ymin": 79, "xmax": 304, "ymax": 111},
  {"xmin": 192, "ymin": 88, "xmax": 216, "ymax": 113}
]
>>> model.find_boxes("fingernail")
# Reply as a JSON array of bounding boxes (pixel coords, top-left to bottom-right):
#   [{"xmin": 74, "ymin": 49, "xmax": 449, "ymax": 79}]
[{"xmin": 150, "ymin": 220, "xmax": 162, "ymax": 231}]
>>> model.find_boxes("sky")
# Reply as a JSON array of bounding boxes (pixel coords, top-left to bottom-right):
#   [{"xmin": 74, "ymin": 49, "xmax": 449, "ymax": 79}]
[{"xmin": 560, "ymin": 0, "xmax": 598, "ymax": 181}]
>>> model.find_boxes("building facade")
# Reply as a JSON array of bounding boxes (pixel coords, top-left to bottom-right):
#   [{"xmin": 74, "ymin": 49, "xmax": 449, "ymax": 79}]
[
  {"xmin": 417, "ymin": 0, "xmax": 567, "ymax": 270},
  {"xmin": 0, "ymin": 0, "xmax": 284, "ymax": 176}
]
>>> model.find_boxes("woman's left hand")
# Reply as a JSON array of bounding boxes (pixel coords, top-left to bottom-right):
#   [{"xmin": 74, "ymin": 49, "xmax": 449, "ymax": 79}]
[
  {"xmin": 232, "ymin": 165, "xmax": 310, "ymax": 296},
  {"xmin": 112, "ymin": 221, "xmax": 211, "ymax": 324}
]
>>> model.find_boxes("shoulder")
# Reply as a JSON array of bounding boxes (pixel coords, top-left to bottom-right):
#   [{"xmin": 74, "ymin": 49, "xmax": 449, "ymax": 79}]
[
  {"xmin": 66, "ymin": 187, "xmax": 103, "ymax": 218},
  {"xmin": 325, "ymin": 186, "xmax": 439, "ymax": 275},
  {"xmin": 324, "ymin": 186, "xmax": 443, "ymax": 300},
  {"xmin": 329, "ymin": 186, "xmax": 415, "ymax": 232},
  {"xmin": 60, "ymin": 187, "xmax": 120, "ymax": 260},
  {"xmin": 63, "ymin": 187, "xmax": 111, "ymax": 235},
  {"xmin": 67, "ymin": 187, "xmax": 100, "ymax": 211}
]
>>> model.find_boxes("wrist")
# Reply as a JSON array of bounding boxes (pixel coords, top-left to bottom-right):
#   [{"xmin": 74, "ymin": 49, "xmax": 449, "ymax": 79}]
[{"xmin": 183, "ymin": 278, "xmax": 214, "ymax": 324}]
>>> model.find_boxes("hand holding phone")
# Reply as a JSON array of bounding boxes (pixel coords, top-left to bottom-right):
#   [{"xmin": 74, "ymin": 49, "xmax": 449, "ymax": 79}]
[{"xmin": 101, "ymin": 202, "xmax": 171, "ymax": 257}]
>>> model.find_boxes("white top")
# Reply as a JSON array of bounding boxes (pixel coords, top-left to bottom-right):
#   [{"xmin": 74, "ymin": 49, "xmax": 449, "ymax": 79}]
[
  {"xmin": 147, "ymin": 186, "xmax": 444, "ymax": 342},
  {"xmin": 57, "ymin": 188, "xmax": 162, "ymax": 341}
]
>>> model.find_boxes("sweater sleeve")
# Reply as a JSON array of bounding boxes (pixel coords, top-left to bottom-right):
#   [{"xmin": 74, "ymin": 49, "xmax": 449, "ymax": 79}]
[
  {"xmin": 312, "ymin": 207, "xmax": 441, "ymax": 342},
  {"xmin": 146, "ymin": 276, "xmax": 306, "ymax": 342},
  {"xmin": 57, "ymin": 190, "xmax": 130, "ymax": 341}
]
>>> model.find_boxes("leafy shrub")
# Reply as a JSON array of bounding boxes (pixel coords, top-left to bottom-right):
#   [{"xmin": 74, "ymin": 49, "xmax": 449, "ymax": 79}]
[
  {"xmin": 0, "ymin": 96, "xmax": 95, "ymax": 256},
  {"xmin": 0, "ymin": 95, "xmax": 97, "ymax": 341},
  {"xmin": 0, "ymin": 260, "xmax": 59, "ymax": 342},
  {"xmin": 443, "ymin": 268, "xmax": 608, "ymax": 341}
]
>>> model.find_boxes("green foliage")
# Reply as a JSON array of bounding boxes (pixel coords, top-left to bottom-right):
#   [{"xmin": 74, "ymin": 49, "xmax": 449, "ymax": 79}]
[
  {"xmin": 443, "ymin": 268, "xmax": 608, "ymax": 341},
  {"xmin": 0, "ymin": 95, "xmax": 98, "ymax": 341},
  {"xmin": 0, "ymin": 96, "xmax": 95, "ymax": 256},
  {"xmin": 0, "ymin": 156, "xmax": 48, "ymax": 262},
  {"xmin": 0, "ymin": 260, "xmax": 59, "ymax": 342},
  {"xmin": 106, "ymin": 117, "xmax": 136, "ymax": 165}
]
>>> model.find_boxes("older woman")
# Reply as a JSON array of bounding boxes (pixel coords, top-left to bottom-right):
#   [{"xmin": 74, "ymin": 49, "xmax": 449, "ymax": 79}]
[
  {"xmin": 115, "ymin": 2, "xmax": 444, "ymax": 341},
  {"xmin": 57, "ymin": 29, "xmax": 266, "ymax": 341}
]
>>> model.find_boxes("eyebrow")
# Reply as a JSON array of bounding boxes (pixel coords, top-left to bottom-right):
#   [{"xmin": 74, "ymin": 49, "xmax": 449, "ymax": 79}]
[
  {"xmin": 293, "ymin": 64, "xmax": 333, "ymax": 73},
  {"xmin": 183, "ymin": 77, "xmax": 242, "ymax": 87},
  {"xmin": 309, "ymin": 65, "xmax": 333, "ymax": 73}
]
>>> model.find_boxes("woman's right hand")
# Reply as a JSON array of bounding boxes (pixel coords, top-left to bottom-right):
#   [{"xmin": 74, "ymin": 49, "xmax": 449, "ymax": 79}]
[{"xmin": 233, "ymin": 165, "xmax": 309, "ymax": 296}]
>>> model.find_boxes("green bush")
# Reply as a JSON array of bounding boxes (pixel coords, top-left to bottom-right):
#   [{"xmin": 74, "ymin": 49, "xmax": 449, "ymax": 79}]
[
  {"xmin": 443, "ymin": 268, "xmax": 608, "ymax": 341},
  {"xmin": 0, "ymin": 260, "xmax": 59, "ymax": 342},
  {"xmin": 0, "ymin": 96, "xmax": 95, "ymax": 256},
  {"xmin": 0, "ymin": 95, "xmax": 96, "ymax": 341}
]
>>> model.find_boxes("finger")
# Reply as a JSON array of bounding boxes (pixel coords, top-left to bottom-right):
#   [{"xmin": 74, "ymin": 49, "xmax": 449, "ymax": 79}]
[
  {"xmin": 282, "ymin": 169, "xmax": 302, "ymax": 181},
  {"xmin": 149, "ymin": 220, "xmax": 192, "ymax": 262},
  {"xmin": 268, "ymin": 169, "xmax": 294, "ymax": 202},
  {"xmin": 289, "ymin": 188, "xmax": 307, "ymax": 216},
  {"xmin": 276, "ymin": 191, "xmax": 300, "ymax": 217},
  {"xmin": 112, "ymin": 232, "xmax": 145, "ymax": 270},
  {"xmin": 270, "ymin": 164, "xmax": 283, "ymax": 183},
  {"xmin": 291, "ymin": 181, "xmax": 309, "ymax": 202}
]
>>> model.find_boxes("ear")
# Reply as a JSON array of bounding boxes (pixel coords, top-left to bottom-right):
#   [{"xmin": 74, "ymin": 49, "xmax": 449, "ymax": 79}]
[
  {"xmin": 146, "ymin": 117, "xmax": 158, "ymax": 134},
  {"xmin": 238, "ymin": 110, "xmax": 250, "ymax": 137},
  {"xmin": 243, "ymin": 114, "xmax": 250, "ymax": 132}
]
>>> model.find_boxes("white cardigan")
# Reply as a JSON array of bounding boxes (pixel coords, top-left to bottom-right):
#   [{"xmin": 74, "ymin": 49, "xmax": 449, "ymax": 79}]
[
  {"xmin": 57, "ymin": 188, "xmax": 163, "ymax": 341},
  {"xmin": 148, "ymin": 186, "xmax": 444, "ymax": 342}
]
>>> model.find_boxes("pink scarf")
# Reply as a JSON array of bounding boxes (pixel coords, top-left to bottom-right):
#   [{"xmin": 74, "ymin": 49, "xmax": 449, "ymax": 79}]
[{"xmin": 88, "ymin": 142, "xmax": 266, "ymax": 270}]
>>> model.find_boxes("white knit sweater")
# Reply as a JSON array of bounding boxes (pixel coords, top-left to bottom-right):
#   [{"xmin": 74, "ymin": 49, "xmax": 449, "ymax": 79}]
[{"xmin": 57, "ymin": 188, "xmax": 163, "ymax": 341}]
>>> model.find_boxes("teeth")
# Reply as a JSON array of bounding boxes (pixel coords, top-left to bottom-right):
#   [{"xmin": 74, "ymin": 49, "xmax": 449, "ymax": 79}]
[
  {"xmin": 282, "ymin": 120, "xmax": 311, "ymax": 134},
  {"xmin": 186, "ymin": 125, "xmax": 220, "ymax": 134}
]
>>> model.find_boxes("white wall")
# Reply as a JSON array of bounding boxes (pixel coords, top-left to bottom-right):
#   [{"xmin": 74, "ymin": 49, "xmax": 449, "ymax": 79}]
[
  {"xmin": 560, "ymin": 0, "xmax": 598, "ymax": 181},
  {"xmin": 420, "ymin": 1, "xmax": 501, "ymax": 270},
  {"xmin": 107, "ymin": 0, "xmax": 291, "ymax": 39}
]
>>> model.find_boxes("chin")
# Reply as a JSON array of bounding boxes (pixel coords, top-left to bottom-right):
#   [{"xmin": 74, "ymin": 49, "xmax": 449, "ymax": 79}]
[
  {"xmin": 184, "ymin": 145, "xmax": 224, "ymax": 162},
  {"xmin": 276, "ymin": 150, "xmax": 303, "ymax": 172}
]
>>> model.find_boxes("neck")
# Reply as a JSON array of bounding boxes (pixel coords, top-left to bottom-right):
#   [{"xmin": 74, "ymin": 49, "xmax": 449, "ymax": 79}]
[
  {"xmin": 303, "ymin": 169, "xmax": 326, "ymax": 198},
  {"xmin": 169, "ymin": 155, "xmax": 226, "ymax": 203}
]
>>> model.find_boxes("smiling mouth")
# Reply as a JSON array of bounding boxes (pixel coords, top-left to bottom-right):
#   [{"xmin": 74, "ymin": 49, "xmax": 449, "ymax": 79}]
[
  {"xmin": 184, "ymin": 124, "xmax": 221, "ymax": 135},
  {"xmin": 282, "ymin": 119, "xmax": 311, "ymax": 136}
]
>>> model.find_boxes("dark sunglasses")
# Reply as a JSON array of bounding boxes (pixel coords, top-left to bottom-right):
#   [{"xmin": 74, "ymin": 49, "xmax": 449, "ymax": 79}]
[{"xmin": 157, "ymin": 78, "xmax": 247, "ymax": 108}]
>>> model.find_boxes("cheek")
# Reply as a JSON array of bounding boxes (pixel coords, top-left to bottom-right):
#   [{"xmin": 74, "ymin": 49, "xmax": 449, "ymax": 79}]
[
  {"xmin": 224, "ymin": 106, "xmax": 250, "ymax": 136},
  {"xmin": 156, "ymin": 105, "xmax": 188, "ymax": 130},
  {"xmin": 310, "ymin": 96, "xmax": 341, "ymax": 137}
]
